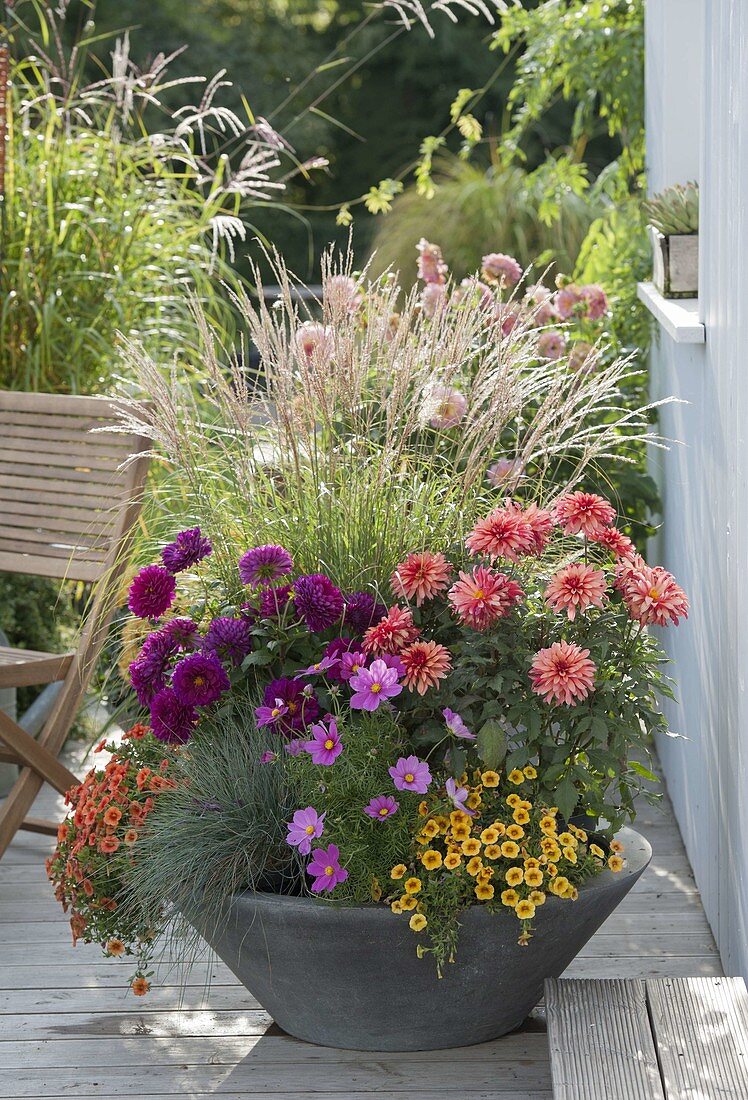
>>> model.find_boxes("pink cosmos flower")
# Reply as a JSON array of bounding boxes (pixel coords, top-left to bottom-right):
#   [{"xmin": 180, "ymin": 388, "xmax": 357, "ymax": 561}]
[
  {"xmin": 448, "ymin": 565, "xmax": 524, "ymax": 632},
  {"xmin": 400, "ymin": 641, "xmax": 452, "ymax": 695},
  {"xmin": 391, "ymin": 551, "xmax": 453, "ymax": 606},
  {"xmin": 427, "ymin": 385, "xmax": 468, "ymax": 430},
  {"xmin": 443, "ymin": 707, "xmax": 476, "ymax": 741},
  {"xmin": 363, "ymin": 605, "xmax": 420, "ymax": 655},
  {"xmin": 445, "ymin": 776, "xmax": 476, "ymax": 817},
  {"xmin": 389, "ymin": 755, "xmax": 432, "ymax": 794},
  {"xmin": 416, "ymin": 238, "xmax": 448, "ymax": 284},
  {"xmin": 553, "ymin": 491, "xmax": 616, "ymax": 538},
  {"xmin": 364, "ymin": 795, "xmax": 399, "ymax": 821},
  {"xmin": 303, "ymin": 720, "xmax": 343, "ymax": 765},
  {"xmin": 421, "ymin": 282, "xmax": 448, "ymax": 318},
  {"xmin": 339, "ymin": 650, "xmax": 367, "ymax": 682},
  {"xmin": 296, "ymin": 655, "xmax": 340, "ymax": 677},
  {"xmin": 286, "ymin": 807, "xmax": 326, "ymax": 855},
  {"xmin": 530, "ymin": 641, "xmax": 596, "ymax": 706},
  {"xmin": 579, "ymin": 283, "xmax": 609, "ymax": 320},
  {"xmin": 487, "ymin": 458, "xmax": 523, "ymax": 487},
  {"xmin": 622, "ymin": 565, "xmax": 689, "ymax": 627},
  {"xmin": 306, "ymin": 843, "xmax": 349, "ymax": 893},
  {"xmin": 545, "ymin": 563, "xmax": 607, "ymax": 620},
  {"xmin": 260, "ymin": 751, "xmax": 277, "ymax": 764},
  {"xmin": 255, "ymin": 698, "xmax": 289, "ymax": 730},
  {"xmin": 349, "ymin": 659, "xmax": 403, "ymax": 711},
  {"xmin": 466, "ymin": 502, "xmax": 536, "ymax": 562},
  {"xmin": 295, "ymin": 321, "xmax": 334, "ymax": 363},
  {"xmin": 481, "ymin": 252, "xmax": 522, "ymax": 287},
  {"xmin": 538, "ymin": 329, "xmax": 567, "ymax": 360},
  {"xmin": 554, "ymin": 284, "xmax": 584, "ymax": 320}
]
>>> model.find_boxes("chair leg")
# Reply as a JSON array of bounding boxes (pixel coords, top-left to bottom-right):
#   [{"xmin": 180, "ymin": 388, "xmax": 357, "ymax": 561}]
[
  {"xmin": 0, "ymin": 767, "xmax": 45, "ymax": 860},
  {"xmin": 0, "ymin": 710, "xmax": 78, "ymax": 795}
]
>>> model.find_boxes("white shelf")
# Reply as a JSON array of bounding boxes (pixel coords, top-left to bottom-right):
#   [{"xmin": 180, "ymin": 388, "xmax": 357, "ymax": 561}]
[{"xmin": 637, "ymin": 282, "xmax": 705, "ymax": 344}]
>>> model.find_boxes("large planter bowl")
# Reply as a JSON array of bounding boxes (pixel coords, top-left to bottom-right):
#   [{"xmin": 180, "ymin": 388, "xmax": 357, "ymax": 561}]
[{"xmin": 193, "ymin": 826, "xmax": 651, "ymax": 1051}]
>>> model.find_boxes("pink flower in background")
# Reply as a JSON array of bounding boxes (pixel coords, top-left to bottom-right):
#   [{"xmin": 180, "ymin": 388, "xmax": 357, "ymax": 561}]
[
  {"xmin": 427, "ymin": 385, "xmax": 467, "ymax": 430},
  {"xmin": 553, "ymin": 492, "xmax": 616, "ymax": 538},
  {"xmin": 545, "ymin": 563, "xmax": 607, "ymax": 620},
  {"xmin": 554, "ymin": 284, "xmax": 584, "ymax": 320},
  {"xmin": 623, "ymin": 566, "xmax": 689, "ymax": 627},
  {"xmin": 525, "ymin": 284, "xmax": 557, "ymax": 325},
  {"xmin": 391, "ymin": 551, "xmax": 453, "ymax": 606},
  {"xmin": 568, "ymin": 341, "xmax": 593, "ymax": 371},
  {"xmin": 364, "ymin": 795, "xmax": 399, "ymax": 821},
  {"xmin": 455, "ymin": 276, "xmax": 494, "ymax": 311},
  {"xmin": 538, "ymin": 329, "xmax": 567, "ymax": 360},
  {"xmin": 339, "ymin": 650, "xmax": 367, "ymax": 682},
  {"xmin": 481, "ymin": 252, "xmax": 522, "ymax": 287},
  {"xmin": 443, "ymin": 708, "xmax": 476, "ymax": 741},
  {"xmin": 496, "ymin": 302, "xmax": 522, "ymax": 336},
  {"xmin": 448, "ymin": 565, "xmax": 524, "ymax": 631},
  {"xmin": 466, "ymin": 502, "xmax": 536, "ymax": 562},
  {"xmin": 416, "ymin": 238, "xmax": 448, "ymax": 284},
  {"xmin": 421, "ymin": 281, "xmax": 448, "ymax": 318},
  {"xmin": 363, "ymin": 605, "xmax": 419, "ymax": 655},
  {"xmin": 296, "ymin": 655, "xmax": 340, "ymax": 677},
  {"xmin": 400, "ymin": 640, "xmax": 452, "ymax": 695},
  {"xmin": 389, "ymin": 755, "xmax": 432, "ymax": 793},
  {"xmin": 286, "ymin": 807, "xmax": 326, "ymax": 854},
  {"xmin": 579, "ymin": 284, "xmax": 609, "ymax": 320},
  {"xmin": 349, "ymin": 659, "xmax": 403, "ymax": 711},
  {"xmin": 304, "ymin": 719, "xmax": 343, "ymax": 765},
  {"xmin": 487, "ymin": 458, "xmax": 524, "ymax": 487},
  {"xmin": 530, "ymin": 641, "xmax": 596, "ymax": 706},
  {"xmin": 295, "ymin": 320, "xmax": 333, "ymax": 362},
  {"xmin": 306, "ymin": 843, "xmax": 349, "ymax": 893},
  {"xmin": 590, "ymin": 526, "xmax": 636, "ymax": 558},
  {"xmin": 254, "ymin": 698, "xmax": 289, "ymax": 730},
  {"xmin": 258, "ymin": 583, "xmax": 294, "ymax": 618},
  {"xmin": 325, "ymin": 274, "xmax": 362, "ymax": 313}
]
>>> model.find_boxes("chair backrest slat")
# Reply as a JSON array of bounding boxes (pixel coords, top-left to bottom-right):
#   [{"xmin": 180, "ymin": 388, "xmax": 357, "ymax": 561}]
[{"xmin": 0, "ymin": 391, "xmax": 148, "ymax": 583}]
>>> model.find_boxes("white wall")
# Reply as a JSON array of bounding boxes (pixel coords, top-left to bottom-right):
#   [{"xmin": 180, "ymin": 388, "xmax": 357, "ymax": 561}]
[{"xmin": 647, "ymin": 0, "xmax": 748, "ymax": 977}]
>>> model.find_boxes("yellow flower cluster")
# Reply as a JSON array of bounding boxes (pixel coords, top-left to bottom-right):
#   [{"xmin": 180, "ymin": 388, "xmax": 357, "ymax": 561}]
[{"xmin": 388, "ymin": 767, "xmax": 625, "ymax": 945}]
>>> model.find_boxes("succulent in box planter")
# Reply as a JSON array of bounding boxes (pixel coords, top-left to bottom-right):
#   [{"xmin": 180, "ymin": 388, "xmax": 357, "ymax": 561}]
[{"xmin": 644, "ymin": 181, "xmax": 699, "ymax": 298}]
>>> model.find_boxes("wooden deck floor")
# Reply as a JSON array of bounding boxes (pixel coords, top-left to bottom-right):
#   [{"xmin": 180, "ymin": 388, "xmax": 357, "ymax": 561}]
[{"xmin": 0, "ymin": 750, "xmax": 722, "ymax": 1100}]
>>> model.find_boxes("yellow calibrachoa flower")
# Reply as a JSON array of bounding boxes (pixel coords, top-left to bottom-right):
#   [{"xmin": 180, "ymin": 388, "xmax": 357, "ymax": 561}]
[
  {"xmin": 570, "ymin": 825, "xmax": 587, "ymax": 841},
  {"xmin": 513, "ymin": 807, "xmax": 530, "ymax": 825},
  {"xmin": 421, "ymin": 849, "xmax": 443, "ymax": 871},
  {"xmin": 529, "ymin": 890, "xmax": 546, "ymax": 906},
  {"xmin": 409, "ymin": 913, "xmax": 428, "ymax": 932},
  {"xmin": 480, "ymin": 827, "xmax": 500, "ymax": 845},
  {"xmin": 400, "ymin": 895, "xmax": 418, "ymax": 911},
  {"xmin": 478, "ymin": 866, "xmax": 495, "ymax": 881},
  {"xmin": 483, "ymin": 844, "xmax": 502, "ymax": 861},
  {"xmin": 506, "ymin": 824, "xmax": 525, "ymax": 841},
  {"xmin": 391, "ymin": 900, "xmax": 404, "ymax": 914},
  {"xmin": 525, "ymin": 868, "xmax": 544, "ymax": 888},
  {"xmin": 390, "ymin": 864, "xmax": 407, "ymax": 880},
  {"xmin": 501, "ymin": 840, "xmax": 520, "ymax": 859},
  {"xmin": 418, "ymin": 801, "xmax": 429, "ymax": 817},
  {"xmin": 589, "ymin": 843, "xmax": 606, "ymax": 859},
  {"xmin": 451, "ymin": 822, "xmax": 471, "ymax": 842},
  {"xmin": 540, "ymin": 815, "xmax": 557, "ymax": 835},
  {"xmin": 506, "ymin": 793, "xmax": 521, "ymax": 808},
  {"xmin": 444, "ymin": 851, "xmax": 462, "ymax": 870},
  {"xmin": 515, "ymin": 899, "xmax": 536, "ymax": 919},
  {"xmin": 466, "ymin": 792, "xmax": 482, "ymax": 810},
  {"xmin": 466, "ymin": 856, "xmax": 484, "ymax": 877},
  {"xmin": 523, "ymin": 764, "xmax": 538, "ymax": 779},
  {"xmin": 433, "ymin": 815, "xmax": 450, "ymax": 833},
  {"xmin": 558, "ymin": 832, "xmax": 577, "ymax": 848},
  {"xmin": 547, "ymin": 862, "xmax": 558, "ymax": 877},
  {"xmin": 450, "ymin": 810, "xmax": 470, "ymax": 828},
  {"xmin": 404, "ymin": 877, "xmax": 422, "ymax": 895},
  {"xmin": 505, "ymin": 867, "xmax": 524, "ymax": 887},
  {"xmin": 481, "ymin": 770, "xmax": 500, "ymax": 788},
  {"xmin": 491, "ymin": 821, "xmax": 507, "ymax": 836},
  {"xmin": 508, "ymin": 769, "xmax": 525, "ymax": 785},
  {"xmin": 475, "ymin": 883, "xmax": 495, "ymax": 900},
  {"xmin": 549, "ymin": 876, "xmax": 570, "ymax": 896},
  {"xmin": 461, "ymin": 838, "xmax": 481, "ymax": 857},
  {"xmin": 562, "ymin": 846, "xmax": 578, "ymax": 865},
  {"xmin": 608, "ymin": 855, "xmax": 624, "ymax": 872},
  {"xmin": 610, "ymin": 839, "xmax": 624, "ymax": 853},
  {"xmin": 524, "ymin": 857, "xmax": 540, "ymax": 869},
  {"xmin": 421, "ymin": 819, "xmax": 440, "ymax": 839},
  {"xmin": 501, "ymin": 888, "xmax": 519, "ymax": 907}
]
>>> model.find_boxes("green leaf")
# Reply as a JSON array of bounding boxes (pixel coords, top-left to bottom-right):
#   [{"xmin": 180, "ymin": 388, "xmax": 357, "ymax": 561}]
[
  {"xmin": 476, "ymin": 719, "xmax": 507, "ymax": 771},
  {"xmin": 554, "ymin": 775, "xmax": 578, "ymax": 823}
]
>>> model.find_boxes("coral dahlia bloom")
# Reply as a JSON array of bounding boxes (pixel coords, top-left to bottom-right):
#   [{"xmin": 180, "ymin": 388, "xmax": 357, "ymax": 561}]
[
  {"xmin": 553, "ymin": 491, "xmax": 616, "ymax": 538},
  {"xmin": 590, "ymin": 525, "xmax": 636, "ymax": 558},
  {"xmin": 481, "ymin": 252, "xmax": 522, "ymax": 287},
  {"xmin": 448, "ymin": 565, "xmax": 524, "ymax": 631},
  {"xmin": 529, "ymin": 641, "xmax": 596, "ymax": 706},
  {"xmin": 537, "ymin": 329, "xmax": 567, "ymax": 360},
  {"xmin": 623, "ymin": 565, "xmax": 689, "ymax": 627},
  {"xmin": 523, "ymin": 503, "xmax": 554, "ymax": 554},
  {"xmin": 400, "ymin": 640, "xmax": 452, "ymax": 695},
  {"xmin": 416, "ymin": 237, "xmax": 448, "ymax": 284},
  {"xmin": 363, "ymin": 605, "xmax": 420, "ymax": 655},
  {"xmin": 391, "ymin": 551, "xmax": 452, "ymax": 606},
  {"xmin": 427, "ymin": 385, "xmax": 468, "ymax": 430},
  {"xmin": 466, "ymin": 503, "xmax": 536, "ymax": 562},
  {"xmin": 545, "ymin": 563, "xmax": 607, "ymax": 621}
]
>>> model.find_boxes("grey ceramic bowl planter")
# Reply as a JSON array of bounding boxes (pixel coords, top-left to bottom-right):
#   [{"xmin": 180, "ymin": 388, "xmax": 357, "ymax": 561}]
[{"xmin": 194, "ymin": 826, "xmax": 651, "ymax": 1051}]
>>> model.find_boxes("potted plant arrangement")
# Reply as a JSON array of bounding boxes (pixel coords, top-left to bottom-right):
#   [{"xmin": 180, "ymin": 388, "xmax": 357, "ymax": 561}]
[
  {"xmin": 644, "ymin": 181, "xmax": 699, "ymax": 299},
  {"xmin": 47, "ymin": 245, "xmax": 686, "ymax": 1051}
]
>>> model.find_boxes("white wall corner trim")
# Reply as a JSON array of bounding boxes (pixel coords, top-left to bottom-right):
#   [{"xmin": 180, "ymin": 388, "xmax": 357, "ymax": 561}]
[{"xmin": 637, "ymin": 282, "xmax": 706, "ymax": 344}]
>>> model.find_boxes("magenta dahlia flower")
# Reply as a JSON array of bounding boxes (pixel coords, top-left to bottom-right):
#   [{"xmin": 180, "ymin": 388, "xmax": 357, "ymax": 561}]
[
  {"xmin": 286, "ymin": 807, "xmax": 326, "ymax": 855},
  {"xmin": 349, "ymin": 658, "xmax": 402, "ymax": 711},
  {"xmin": 306, "ymin": 843, "xmax": 349, "ymax": 893},
  {"xmin": 128, "ymin": 564, "xmax": 176, "ymax": 620},
  {"xmin": 160, "ymin": 618, "xmax": 200, "ymax": 648},
  {"xmin": 128, "ymin": 629, "xmax": 178, "ymax": 706},
  {"xmin": 238, "ymin": 545, "xmax": 293, "ymax": 588},
  {"xmin": 364, "ymin": 795, "xmax": 399, "ymax": 821},
  {"xmin": 262, "ymin": 678, "xmax": 319, "ymax": 733},
  {"xmin": 303, "ymin": 720, "xmax": 343, "ymax": 766},
  {"xmin": 293, "ymin": 573, "xmax": 344, "ymax": 632},
  {"xmin": 150, "ymin": 688, "xmax": 197, "ymax": 744},
  {"xmin": 343, "ymin": 592, "xmax": 387, "ymax": 635},
  {"xmin": 258, "ymin": 583, "xmax": 294, "ymax": 619},
  {"xmin": 161, "ymin": 527, "xmax": 212, "ymax": 574},
  {"xmin": 202, "ymin": 617, "xmax": 253, "ymax": 666},
  {"xmin": 388, "ymin": 754, "xmax": 432, "ymax": 794},
  {"xmin": 171, "ymin": 652, "xmax": 230, "ymax": 707}
]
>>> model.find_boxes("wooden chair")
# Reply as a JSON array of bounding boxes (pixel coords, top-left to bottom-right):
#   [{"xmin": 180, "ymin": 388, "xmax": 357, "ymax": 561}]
[{"xmin": 0, "ymin": 391, "xmax": 150, "ymax": 858}]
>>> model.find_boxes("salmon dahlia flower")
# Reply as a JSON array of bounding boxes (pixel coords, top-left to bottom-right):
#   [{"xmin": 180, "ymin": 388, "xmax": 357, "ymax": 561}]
[
  {"xmin": 448, "ymin": 565, "xmax": 524, "ymax": 631},
  {"xmin": 363, "ymin": 605, "xmax": 420, "ymax": 655},
  {"xmin": 544, "ymin": 563, "xmax": 607, "ymax": 621},
  {"xmin": 529, "ymin": 641, "xmax": 596, "ymax": 706},
  {"xmin": 553, "ymin": 492, "xmax": 616, "ymax": 538},
  {"xmin": 622, "ymin": 565, "xmax": 689, "ymax": 627},
  {"xmin": 466, "ymin": 503, "xmax": 536, "ymax": 562},
  {"xmin": 391, "ymin": 551, "xmax": 452, "ymax": 606},
  {"xmin": 400, "ymin": 640, "xmax": 452, "ymax": 695}
]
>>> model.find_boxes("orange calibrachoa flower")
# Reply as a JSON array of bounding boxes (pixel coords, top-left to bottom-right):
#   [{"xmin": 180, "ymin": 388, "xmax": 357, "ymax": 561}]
[{"xmin": 46, "ymin": 726, "xmax": 180, "ymax": 996}]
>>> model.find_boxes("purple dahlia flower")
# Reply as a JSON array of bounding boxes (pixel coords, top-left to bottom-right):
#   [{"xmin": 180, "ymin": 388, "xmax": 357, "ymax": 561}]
[
  {"xmin": 160, "ymin": 618, "xmax": 200, "ymax": 649},
  {"xmin": 150, "ymin": 688, "xmax": 197, "ymax": 744},
  {"xmin": 293, "ymin": 574, "xmax": 344, "ymax": 632},
  {"xmin": 239, "ymin": 545, "xmax": 293, "ymax": 587},
  {"xmin": 258, "ymin": 584, "xmax": 294, "ymax": 619},
  {"xmin": 344, "ymin": 591, "xmax": 387, "ymax": 635},
  {"xmin": 161, "ymin": 527, "xmax": 212, "ymax": 574},
  {"xmin": 128, "ymin": 565, "xmax": 176, "ymax": 620},
  {"xmin": 262, "ymin": 677, "xmax": 319, "ymax": 734},
  {"xmin": 128, "ymin": 629, "xmax": 178, "ymax": 706},
  {"xmin": 171, "ymin": 652, "xmax": 230, "ymax": 707},
  {"xmin": 202, "ymin": 616, "xmax": 253, "ymax": 666}
]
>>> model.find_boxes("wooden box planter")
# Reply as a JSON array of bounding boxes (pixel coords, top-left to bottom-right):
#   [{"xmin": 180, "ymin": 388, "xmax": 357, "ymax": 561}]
[{"xmin": 649, "ymin": 225, "xmax": 699, "ymax": 298}]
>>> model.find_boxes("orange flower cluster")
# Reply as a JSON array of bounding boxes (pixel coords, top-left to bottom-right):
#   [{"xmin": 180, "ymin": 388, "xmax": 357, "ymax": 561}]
[{"xmin": 46, "ymin": 724, "xmax": 177, "ymax": 996}]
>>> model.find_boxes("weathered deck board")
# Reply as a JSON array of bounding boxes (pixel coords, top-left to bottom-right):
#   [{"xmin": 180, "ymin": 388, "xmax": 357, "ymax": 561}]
[{"xmin": 0, "ymin": 748, "xmax": 722, "ymax": 1099}]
